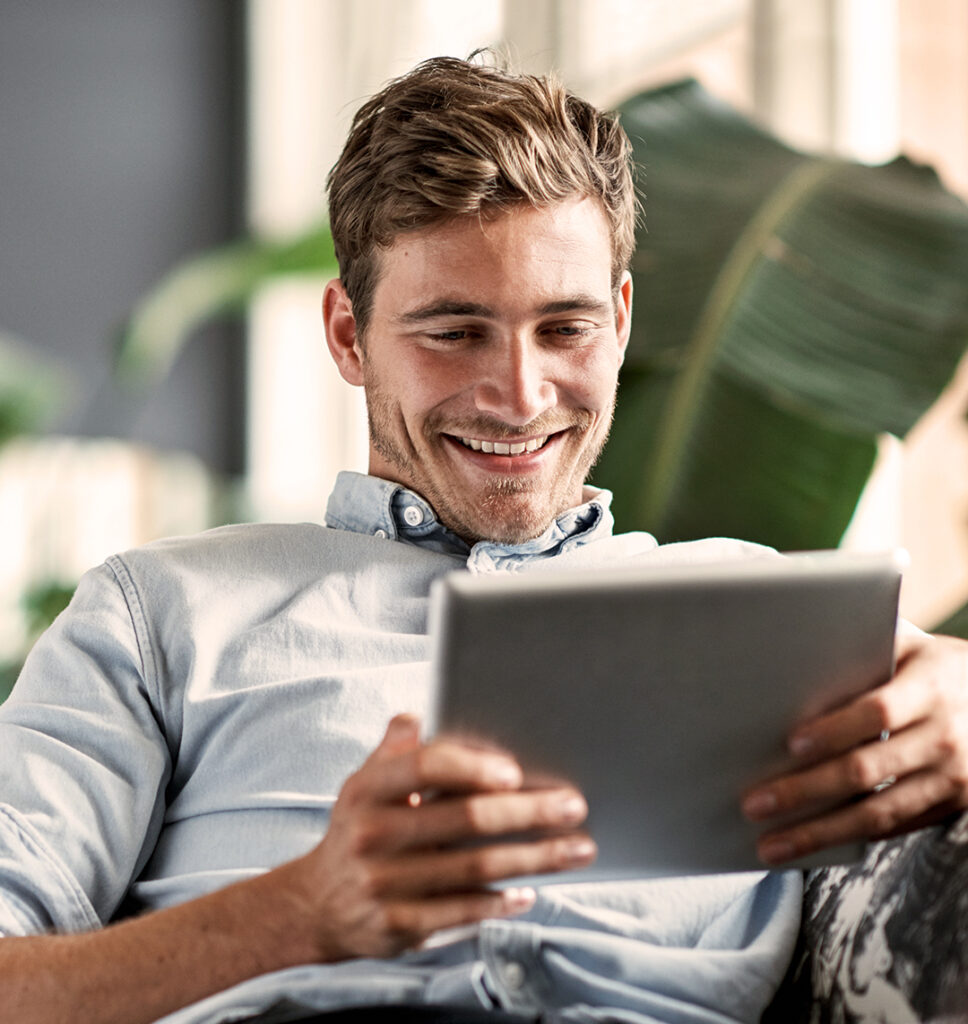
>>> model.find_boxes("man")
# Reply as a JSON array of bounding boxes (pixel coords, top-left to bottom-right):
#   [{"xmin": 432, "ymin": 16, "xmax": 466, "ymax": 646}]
[{"xmin": 2, "ymin": 56, "xmax": 967, "ymax": 1024}]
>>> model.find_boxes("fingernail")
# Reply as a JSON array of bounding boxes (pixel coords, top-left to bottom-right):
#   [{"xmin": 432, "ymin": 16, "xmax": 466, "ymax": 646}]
[
  {"xmin": 742, "ymin": 791, "xmax": 777, "ymax": 820},
  {"xmin": 487, "ymin": 760, "xmax": 522, "ymax": 788},
  {"xmin": 759, "ymin": 838, "xmax": 796, "ymax": 865},
  {"xmin": 557, "ymin": 795, "xmax": 587, "ymax": 823},
  {"xmin": 790, "ymin": 734, "xmax": 814, "ymax": 757},
  {"xmin": 386, "ymin": 715, "xmax": 419, "ymax": 740},
  {"xmin": 503, "ymin": 886, "xmax": 536, "ymax": 912},
  {"xmin": 566, "ymin": 837, "xmax": 597, "ymax": 865}
]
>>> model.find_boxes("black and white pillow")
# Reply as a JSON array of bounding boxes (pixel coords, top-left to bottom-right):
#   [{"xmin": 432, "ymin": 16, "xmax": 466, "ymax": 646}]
[{"xmin": 764, "ymin": 813, "xmax": 968, "ymax": 1023}]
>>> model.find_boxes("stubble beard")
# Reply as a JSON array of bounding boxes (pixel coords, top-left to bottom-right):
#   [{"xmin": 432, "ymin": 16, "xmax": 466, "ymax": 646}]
[{"xmin": 363, "ymin": 377, "xmax": 615, "ymax": 545}]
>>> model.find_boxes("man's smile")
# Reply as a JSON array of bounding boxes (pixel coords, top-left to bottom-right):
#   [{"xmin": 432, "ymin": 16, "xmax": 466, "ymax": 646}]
[
  {"xmin": 440, "ymin": 428, "xmax": 572, "ymax": 474},
  {"xmin": 455, "ymin": 434, "xmax": 551, "ymax": 455}
]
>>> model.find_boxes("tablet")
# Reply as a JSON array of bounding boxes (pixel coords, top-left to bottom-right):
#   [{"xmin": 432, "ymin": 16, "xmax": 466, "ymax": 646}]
[{"xmin": 426, "ymin": 550, "xmax": 903, "ymax": 880}]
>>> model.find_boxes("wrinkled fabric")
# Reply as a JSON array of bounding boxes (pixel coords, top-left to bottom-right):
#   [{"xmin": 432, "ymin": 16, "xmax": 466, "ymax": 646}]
[{"xmin": 0, "ymin": 471, "xmax": 800, "ymax": 1023}]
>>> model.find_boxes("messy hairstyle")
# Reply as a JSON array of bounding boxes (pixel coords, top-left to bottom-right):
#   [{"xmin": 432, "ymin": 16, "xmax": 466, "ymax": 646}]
[{"xmin": 326, "ymin": 54, "xmax": 638, "ymax": 337}]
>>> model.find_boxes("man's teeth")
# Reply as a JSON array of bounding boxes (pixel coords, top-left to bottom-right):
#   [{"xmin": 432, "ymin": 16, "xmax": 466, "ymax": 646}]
[{"xmin": 459, "ymin": 435, "xmax": 548, "ymax": 455}]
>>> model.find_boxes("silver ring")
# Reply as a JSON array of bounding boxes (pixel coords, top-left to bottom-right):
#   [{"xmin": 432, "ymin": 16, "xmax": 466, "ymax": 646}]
[{"xmin": 873, "ymin": 731, "xmax": 893, "ymax": 790}]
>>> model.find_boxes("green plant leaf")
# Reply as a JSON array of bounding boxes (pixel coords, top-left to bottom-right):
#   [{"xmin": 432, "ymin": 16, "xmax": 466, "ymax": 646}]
[
  {"xmin": 0, "ymin": 333, "xmax": 66, "ymax": 444},
  {"xmin": 0, "ymin": 662, "xmax": 19, "ymax": 705},
  {"xmin": 21, "ymin": 580, "xmax": 76, "ymax": 638},
  {"xmin": 933, "ymin": 599, "xmax": 968, "ymax": 639},
  {"xmin": 597, "ymin": 79, "xmax": 968, "ymax": 549},
  {"xmin": 115, "ymin": 224, "xmax": 337, "ymax": 385},
  {"xmin": 0, "ymin": 580, "xmax": 77, "ymax": 707}
]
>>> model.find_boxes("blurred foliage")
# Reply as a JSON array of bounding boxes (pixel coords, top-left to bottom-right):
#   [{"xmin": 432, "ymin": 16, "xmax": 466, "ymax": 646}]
[
  {"xmin": 116, "ymin": 224, "xmax": 337, "ymax": 385},
  {"xmin": 935, "ymin": 600, "xmax": 968, "ymax": 639},
  {"xmin": 22, "ymin": 580, "xmax": 77, "ymax": 637},
  {"xmin": 0, "ymin": 333, "xmax": 65, "ymax": 444},
  {"xmin": 0, "ymin": 580, "xmax": 76, "ymax": 703},
  {"xmin": 0, "ymin": 336, "xmax": 69, "ymax": 703}
]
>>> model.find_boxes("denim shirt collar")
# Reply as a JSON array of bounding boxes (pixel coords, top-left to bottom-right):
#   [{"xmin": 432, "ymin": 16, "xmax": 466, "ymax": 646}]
[{"xmin": 325, "ymin": 471, "xmax": 615, "ymax": 568}]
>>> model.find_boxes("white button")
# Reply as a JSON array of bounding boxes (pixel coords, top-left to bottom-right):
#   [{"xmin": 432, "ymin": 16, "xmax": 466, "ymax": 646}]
[
  {"xmin": 373, "ymin": 528, "xmax": 387, "ymax": 539},
  {"xmin": 501, "ymin": 961, "xmax": 526, "ymax": 991},
  {"xmin": 403, "ymin": 505, "xmax": 423, "ymax": 527}
]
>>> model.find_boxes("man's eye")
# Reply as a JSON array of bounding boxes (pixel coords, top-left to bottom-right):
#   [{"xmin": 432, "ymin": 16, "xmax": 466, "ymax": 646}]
[
  {"xmin": 429, "ymin": 330, "xmax": 468, "ymax": 342},
  {"xmin": 550, "ymin": 324, "xmax": 592, "ymax": 339}
]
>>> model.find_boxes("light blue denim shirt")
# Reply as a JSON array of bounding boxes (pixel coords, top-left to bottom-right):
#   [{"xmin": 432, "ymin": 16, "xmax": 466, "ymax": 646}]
[{"xmin": 0, "ymin": 471, "xmax": 801, "ymax": 1023}]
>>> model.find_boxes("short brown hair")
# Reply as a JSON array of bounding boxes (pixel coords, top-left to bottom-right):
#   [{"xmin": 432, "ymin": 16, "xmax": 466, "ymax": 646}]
[{"xmin": 327, "ymin": 54, "xmax": 638, "ymax": 336}]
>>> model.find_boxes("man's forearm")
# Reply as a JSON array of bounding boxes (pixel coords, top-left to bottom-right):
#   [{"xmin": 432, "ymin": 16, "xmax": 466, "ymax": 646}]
[{"xmin": 0, "ymin": 857, "xmax": 319, "ymax": 1024}]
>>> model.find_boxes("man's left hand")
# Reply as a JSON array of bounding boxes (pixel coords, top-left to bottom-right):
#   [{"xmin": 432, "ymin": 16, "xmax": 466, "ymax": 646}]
[{"xmin": 742, "ymin": 627, "xmax": 968, "ymax": 865}]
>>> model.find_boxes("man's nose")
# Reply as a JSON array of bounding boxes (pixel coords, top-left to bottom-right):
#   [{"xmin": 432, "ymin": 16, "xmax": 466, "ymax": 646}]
[{"xmin": 472, "ymin": 338, "xmax": 556, "ymax": 426}]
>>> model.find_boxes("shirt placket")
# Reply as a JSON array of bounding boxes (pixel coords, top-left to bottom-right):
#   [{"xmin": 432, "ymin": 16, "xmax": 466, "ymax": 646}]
[{"xmin": 479, "ymin": 917, "xmax": 549, "ymax": 1013}]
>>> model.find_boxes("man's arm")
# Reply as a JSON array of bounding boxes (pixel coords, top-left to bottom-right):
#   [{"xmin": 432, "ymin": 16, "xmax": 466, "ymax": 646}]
[
  {"xmin": 743, "ymin": 628, "xmax": 968, "ymax": 864},
  {"xmin": 1, "ymin": 715, "xmax": 595, "ymax": 1024}
]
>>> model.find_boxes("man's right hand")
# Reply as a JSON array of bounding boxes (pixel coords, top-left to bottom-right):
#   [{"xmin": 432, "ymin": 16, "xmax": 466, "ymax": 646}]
[
  {"xmin": 0, "ymin": 715, "xmax": 595, "ymax": 1024},
  {"xmin": 294, "ymin": 714, "xmax": 596, "ymax": 961}
]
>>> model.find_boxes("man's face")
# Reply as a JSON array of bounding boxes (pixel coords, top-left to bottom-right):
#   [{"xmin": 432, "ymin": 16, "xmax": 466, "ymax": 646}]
[{"xmin": 325, "ymin": 198, "xmax": 632, "ymax": 544}]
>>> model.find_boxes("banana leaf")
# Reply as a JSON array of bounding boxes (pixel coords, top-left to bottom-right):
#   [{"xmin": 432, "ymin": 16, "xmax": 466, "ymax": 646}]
[
  {"xmin": 595, "ymin": 78, "xmax": 968, "ymax": 554},
  {"xmin": 115, "ymin": 224, "xmax": 338, "ymax": 385}
]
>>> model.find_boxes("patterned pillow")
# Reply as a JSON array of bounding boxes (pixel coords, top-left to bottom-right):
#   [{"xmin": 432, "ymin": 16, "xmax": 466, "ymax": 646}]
[{"xmin": 763, "ymin": 814, "xmax": 968, "ymax": 1023}]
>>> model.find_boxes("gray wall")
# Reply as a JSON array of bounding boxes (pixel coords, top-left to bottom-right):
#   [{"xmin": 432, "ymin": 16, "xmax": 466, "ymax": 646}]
[{"xmin": 0, "ymin": 1, "xmax": 245, "ymax": 472}]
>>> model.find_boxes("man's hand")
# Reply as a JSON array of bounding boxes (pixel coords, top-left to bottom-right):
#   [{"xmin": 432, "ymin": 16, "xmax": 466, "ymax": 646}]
[
  {"xmin": 742, "ymin": 629, "xmax": 968, "ymax": 865},
  {"xmin": 293, "ymin": 714, "xmax": 595, "ymax": 960}
]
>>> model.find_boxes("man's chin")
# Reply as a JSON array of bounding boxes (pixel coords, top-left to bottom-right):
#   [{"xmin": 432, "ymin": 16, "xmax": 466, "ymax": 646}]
[{"xmin": 444, "ymin": 492, "xmax": 565, "ymax": 546}]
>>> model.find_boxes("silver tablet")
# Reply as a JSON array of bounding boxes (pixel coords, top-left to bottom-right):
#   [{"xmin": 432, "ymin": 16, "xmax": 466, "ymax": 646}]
[{"xmin": 426, "ymin": 550, "xmax": 903, "ymax": 880}]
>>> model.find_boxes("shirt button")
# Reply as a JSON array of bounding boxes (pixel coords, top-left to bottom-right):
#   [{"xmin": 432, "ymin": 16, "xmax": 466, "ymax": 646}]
[
  {"xmin": 403, "ymin": 505, "xmax": 423, "ymax": 527},
  {"xmin": 501, "ymin": 961, "xmax": 526, "ymax": 991},
  {"xmin": 373, "ymin": 528, "xmax": 387, "ymax": 539}
]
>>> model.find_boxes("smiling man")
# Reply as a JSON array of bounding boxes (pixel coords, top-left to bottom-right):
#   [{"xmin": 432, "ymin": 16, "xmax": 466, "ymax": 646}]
[{"xmin": 2, "ymin": 55, "xmax": 968, "ymax": 1024}]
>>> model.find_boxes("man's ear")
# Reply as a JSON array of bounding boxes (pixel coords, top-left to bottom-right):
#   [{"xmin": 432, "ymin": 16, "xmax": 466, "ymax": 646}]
[
  {"xmin": 323, "ymin": 279, "xmax": 365, "ymax": 386},
  {"xmin": 615, "ymin": 271, "xmax": 633, "ymax": 366}
]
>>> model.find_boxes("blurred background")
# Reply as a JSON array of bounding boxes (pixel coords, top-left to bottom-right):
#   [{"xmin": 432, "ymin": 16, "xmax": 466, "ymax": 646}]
[{"xmin": 2, "ymin": 0, "xmax": 968, "ymax": 695}]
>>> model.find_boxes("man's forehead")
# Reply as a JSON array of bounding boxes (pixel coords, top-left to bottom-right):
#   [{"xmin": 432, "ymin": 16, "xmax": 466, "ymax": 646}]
[{"xmin": 368, "ymin": 199, "xmax": 615, "ymax": 319}]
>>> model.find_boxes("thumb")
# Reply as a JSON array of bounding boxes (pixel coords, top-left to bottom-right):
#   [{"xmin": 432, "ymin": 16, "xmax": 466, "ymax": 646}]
[{"xmin": 377, "ymin": 713, "xmax": 422, "ymax": 755}]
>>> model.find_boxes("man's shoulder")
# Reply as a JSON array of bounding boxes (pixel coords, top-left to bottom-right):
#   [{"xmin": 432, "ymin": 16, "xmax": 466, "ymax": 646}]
[
  {"xmin": 554, "ymin": 526, "xmax": 773, "ymax": 571},
  {"xmin": 113, "ymin": 520, "xmax": 331, "ymax": 572},
  {"xmin": 636, "ymin": 535, "xmax": 778, "ymax": 566},
  {"xmin": 105, "ymin": 520, "xmax": 454, "ymax": 590}
]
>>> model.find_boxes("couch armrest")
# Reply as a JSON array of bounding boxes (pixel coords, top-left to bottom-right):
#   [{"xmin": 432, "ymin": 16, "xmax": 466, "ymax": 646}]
[{"xmin": 762, "ymin": 812, "xmax": 968, "ymax": 1022}]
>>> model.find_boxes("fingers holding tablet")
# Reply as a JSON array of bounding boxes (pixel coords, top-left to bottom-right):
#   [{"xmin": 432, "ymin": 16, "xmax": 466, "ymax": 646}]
[{"xmin": 742, "ymin": 629, "xmax": 968, "ymax": 865}]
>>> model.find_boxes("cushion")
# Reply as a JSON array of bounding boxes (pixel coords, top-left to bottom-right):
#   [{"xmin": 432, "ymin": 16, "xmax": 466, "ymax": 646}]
[{"xmin": 763, "ymin": 813, "xmax": 968, "ymax": 1022}]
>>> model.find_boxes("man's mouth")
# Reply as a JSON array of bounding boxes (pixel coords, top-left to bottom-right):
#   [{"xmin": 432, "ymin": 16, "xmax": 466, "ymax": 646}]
[{"xmin": 457, "ymin": 435, "xmax": 550, "ymax": 456}]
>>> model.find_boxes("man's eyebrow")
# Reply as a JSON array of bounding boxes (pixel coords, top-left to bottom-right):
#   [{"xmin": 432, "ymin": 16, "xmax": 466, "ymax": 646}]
[
  {"xmin": 394, "ymin": 301, "xmax": 494, "ymax": 324},
  {"xmin": 394, "ymin": 295, "xmax": 612, "ymax": 324},
  {"xmin": 537, "ymin": 296, "xmax": 613, "ymax": 317}
]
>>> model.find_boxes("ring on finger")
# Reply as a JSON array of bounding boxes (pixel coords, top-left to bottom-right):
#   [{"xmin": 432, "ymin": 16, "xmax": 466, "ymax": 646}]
[
  {"xmin": 873, "ymin": 774, "xmax": 897, "ymax": 792},
  {"xmin": 872, "ymin": 729, "xmax": 894, "ymax": 790}
]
